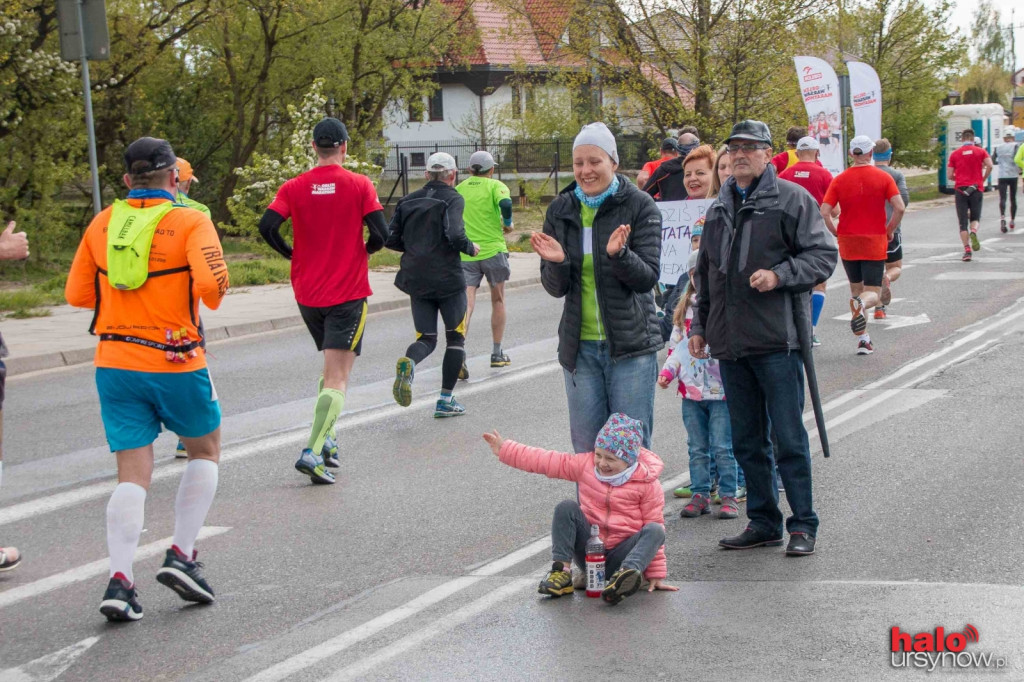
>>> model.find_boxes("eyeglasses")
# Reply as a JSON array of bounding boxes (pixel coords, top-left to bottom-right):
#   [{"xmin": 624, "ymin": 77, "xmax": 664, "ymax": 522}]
[{"xmin": 727, "ymin": 143, "xmax": 769, "ymax": 154}]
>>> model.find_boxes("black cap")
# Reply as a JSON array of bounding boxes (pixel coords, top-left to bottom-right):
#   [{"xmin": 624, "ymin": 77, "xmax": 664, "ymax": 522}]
[
  {"xmin": 660, "ymin": 138, "xmax": 680, "ymax": 152},
  {"xmin": 724, "ymin": 120, "xmax": 772, "ymax": 145},
  {"xmin": 123, "ymin": 137, "xmax": 176, "ymax": 174},
  {"xmin": 313, "ymin": 118, "xmax": 349, "ymax": 148}
]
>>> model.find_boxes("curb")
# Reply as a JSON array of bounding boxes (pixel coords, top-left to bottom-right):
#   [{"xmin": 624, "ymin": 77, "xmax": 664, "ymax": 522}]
[{"xmin": 5, "ymin": 276, "xmax": 543, "ymax": 377}]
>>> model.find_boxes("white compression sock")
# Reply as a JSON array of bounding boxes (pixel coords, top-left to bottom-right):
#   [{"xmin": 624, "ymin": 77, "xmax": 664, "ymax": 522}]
[
  {"xmin": 106, "ymin": 482, "xmax": 147, "ymax": 583},
  {"xmin": 172, "ymin": 459, "xmax": 219, "ymax": 558}
]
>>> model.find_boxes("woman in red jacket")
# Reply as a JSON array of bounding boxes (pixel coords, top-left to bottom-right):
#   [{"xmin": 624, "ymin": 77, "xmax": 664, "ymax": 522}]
[{"xmin": 483, "ymin": 413, "xmax": 677, "ymax": 604}]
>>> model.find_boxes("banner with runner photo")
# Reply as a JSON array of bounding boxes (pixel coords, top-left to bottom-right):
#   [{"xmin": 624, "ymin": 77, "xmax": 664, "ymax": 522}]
[
  {"xmin": 846, "ymin": 61, "xmax": 882, "ymax": 142},
  {"xmin": 657, "ymin": 199, "xmax": 713, "ymax": 285},
  {"xmin": 794, "ymin": 56, "xmax": 845, "ymax": 176}
]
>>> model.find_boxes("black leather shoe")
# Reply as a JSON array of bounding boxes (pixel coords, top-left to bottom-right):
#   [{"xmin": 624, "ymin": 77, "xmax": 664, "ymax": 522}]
[
  {"xmin": 785, "ymin": 532, "xmax": 816, "ymax": 556},
  {"xmin": 719, "ymin": 526, "xmax": 784, "ymax": 550}
]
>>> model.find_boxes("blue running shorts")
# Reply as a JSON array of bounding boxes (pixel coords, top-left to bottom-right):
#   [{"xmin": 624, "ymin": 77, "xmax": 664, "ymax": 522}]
[{"xmin": 96, "ymin": 367, "xmax": 221, "ymax": 452}]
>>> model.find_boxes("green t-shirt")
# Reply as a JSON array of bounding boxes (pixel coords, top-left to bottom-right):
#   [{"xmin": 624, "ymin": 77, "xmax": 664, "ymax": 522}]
[
  {"xmin": 579, "ymin": 204, "xmax": 605, "ymax": 341},
  {"xmin": 456, "ymin": 176, "xmax": 511, "ymax": 262},
  {"xmin": 177, "ymin": 192, "xmax": 212, "ymax": 219}
]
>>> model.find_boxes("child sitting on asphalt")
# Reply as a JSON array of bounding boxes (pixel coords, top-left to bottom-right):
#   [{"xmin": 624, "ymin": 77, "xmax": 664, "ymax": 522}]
[
  {"xmin": 658, "ymin": 250, "xmax": 742, "ymax": 520},
  {"xmin": 482, "ymin": 413, "xmax": 677, "ymax": 605}
]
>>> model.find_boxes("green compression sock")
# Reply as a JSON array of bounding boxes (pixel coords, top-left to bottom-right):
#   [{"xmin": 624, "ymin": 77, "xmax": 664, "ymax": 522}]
[{"xmin": 307, "ymin": 388, "xmax": 345, "ymax": 454}]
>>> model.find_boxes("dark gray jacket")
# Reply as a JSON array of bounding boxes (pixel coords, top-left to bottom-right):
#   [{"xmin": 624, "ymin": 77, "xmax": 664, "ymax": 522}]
[
  {"xmin": 540, "ymin": 175, "xmax": 664, "ymax": 371},
  {"xmin": 692, "ymin": 166, "xmax": 837, "ymax": 361},
  {"xmin": 386, "ymin": 181, "xmax": 474, "ymax": 299}
]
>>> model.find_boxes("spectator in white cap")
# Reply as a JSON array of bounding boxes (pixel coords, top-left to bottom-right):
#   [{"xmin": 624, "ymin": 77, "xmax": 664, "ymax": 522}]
[
  {"xmin": 386, "ymin": 151, "xmax": 480, "ymax": 418},
  {"xmin": 455, "ymin": 150, "xmax": 515, "ymax": 376},
  {"xmin": 820, "ymin": 134, "xmax": 904, "ymax": 356},
  {"xmin": 530, "ymin": 122, "xmax": 664, "ymax": 453},
  {"xmin": 779, "ymin": 136, "xmax": 834, "ymax": 346}
]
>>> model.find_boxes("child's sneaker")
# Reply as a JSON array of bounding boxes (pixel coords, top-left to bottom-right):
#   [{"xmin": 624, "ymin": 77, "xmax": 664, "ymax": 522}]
[
  {"xmin": 156, "ymin": 547, "xmax": 215, "ymax": 604},
  {"xmin": 99, "ymin": 573, "xmax": 143, "ymax": 622},
  {"xmin": 537, "ymin": 561, "xmax": 573, "ymax": 597},
  {"xmin": 601, "ymin": 568, "xmax": 642, "ymax": 605},
  {"xmin": 175, "ymin": 439, "xmax": 188, "ymax": 459},
  {"xmin": 672, "ymin": 486, "xmax": 693, "ymax": 498},
  {"xmin": 433, "ymin": 396, "xmax": 466, "ymax": 418},
  {"xmin": 321, "ymin": 434, "xmax": 339, "ymax": 468},
  {"xmin": 680, "ymin": 493, "xmax": 711, "ymax": 517},
  {"xmin": 718, "ymin": 497, "xmax": 740, "ymax": 519},
  {"xmin": 734, "ymin": 486, "xmax": 747, "ymax": 502}
]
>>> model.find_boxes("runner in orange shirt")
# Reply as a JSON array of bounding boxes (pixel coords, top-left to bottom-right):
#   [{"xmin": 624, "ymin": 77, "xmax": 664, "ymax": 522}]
[{"xmin": 66, "ymin": 137, "xmax": 228, "ymax": 623}]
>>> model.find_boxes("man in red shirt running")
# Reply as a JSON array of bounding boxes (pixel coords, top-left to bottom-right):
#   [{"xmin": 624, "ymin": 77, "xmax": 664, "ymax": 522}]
[
  {"xmin": 259, "ymin": 118, "xmax": 389, "ymax": 484},
  {"xmin": 780, "ymin": 136, "xmax": 833, "ymax": 346},
  {"xmin": 770, "ymin": 127, "xmax": 807, "ymax": 175},
  {"xmin": 821, "ymin": 135, "xmax": 904, "ymax": 356},
  {"xmin": 946, "ymin": 129, "xmax": 993, "ymax": 261}
]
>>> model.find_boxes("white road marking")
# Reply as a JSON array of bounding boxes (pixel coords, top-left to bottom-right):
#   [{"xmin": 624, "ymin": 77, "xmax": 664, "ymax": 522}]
[
  {"xmin": 934, "ymin": 271, "xmax": 1024, "ymax": 280},
  {"xmin": 0, "ymin": 637, "xmax": 100, "ymax": 682},
  {"xmin": 831, "ymin": 312, "xmax": 931, "ymax": 329},
  {"xmin": 324, "ymin": 578, "xmax": 535, "ymax": 682},
  {"xmin": 0, "ymin": 527, "xmax": 231, "ymax": 610}
]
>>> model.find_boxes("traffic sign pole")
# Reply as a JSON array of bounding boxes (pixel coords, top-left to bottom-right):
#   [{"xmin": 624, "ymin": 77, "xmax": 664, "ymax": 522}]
[{"xmin": 75, "ymin": 0, "xmax": 102, "ymax": 215}]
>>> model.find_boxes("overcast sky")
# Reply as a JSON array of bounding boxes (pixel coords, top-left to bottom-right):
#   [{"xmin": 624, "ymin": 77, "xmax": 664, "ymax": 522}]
[{"xmin": 945, "ymin": 0, "xmax": 1023, "ymax": 74}]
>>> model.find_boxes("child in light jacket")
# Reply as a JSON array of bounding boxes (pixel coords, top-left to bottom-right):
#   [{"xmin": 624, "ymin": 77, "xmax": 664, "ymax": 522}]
[
  {"xmin": 483, "ymin": 413, "xmax": 677, "ymax": 605},
  {"xmin": 659, "ymin": 250, "xmax": 742, "ymax": 520}
]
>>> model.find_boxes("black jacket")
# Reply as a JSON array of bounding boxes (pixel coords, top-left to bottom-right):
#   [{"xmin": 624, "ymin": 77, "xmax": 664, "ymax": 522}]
[
  {"xmin": 540, "ymin": 174, "xmax": 664, "ymax": 371},
  {"xmin": 386, "ymin": 181, "xmax": 474, "ymax": 298},
  {"xmin": 641, "ymin": 155, "xmax": 689, "ymax": 201},
  {"xmin": 691, "ymin": 166, "xmax": 837, "ymax": 361}
]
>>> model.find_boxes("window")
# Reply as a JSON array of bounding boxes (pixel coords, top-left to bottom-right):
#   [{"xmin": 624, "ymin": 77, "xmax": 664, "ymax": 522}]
[
  {"xmin": 410, "ymin": 152, "xmax": 426, "ymax": 167},
  {"xmin": 428, "ymin": 88, "xmax": 444, "ymax": 121},
  {"xmin": 524, "ymin": 86, "xmax": 535, "ymax": 114},
  {"xmin": 511, "ymin": 84, "xmax": 522, "ymax": 119},
  {"xmin": 408, "ymin": 97, "xmax": 424, "ymax": 123}
]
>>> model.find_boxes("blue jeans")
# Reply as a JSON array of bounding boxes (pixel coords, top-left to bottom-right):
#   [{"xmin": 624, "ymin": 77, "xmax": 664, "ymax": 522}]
[
  {"xmin": 682, "ymin": 399, "xmax": 737, "ymax": 497},
  {"xmin": 719, "ymin": 351, "xmax": 818, "ymax": 536},
  {"xmin": 563, "ymin": 342, "xmax": 658, "ymax": 453}
]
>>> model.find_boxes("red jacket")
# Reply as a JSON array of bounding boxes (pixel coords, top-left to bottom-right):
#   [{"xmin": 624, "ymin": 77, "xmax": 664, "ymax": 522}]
[{"xmin": 498, "ymin": 440, "xmax": 668, "ymax": 579}]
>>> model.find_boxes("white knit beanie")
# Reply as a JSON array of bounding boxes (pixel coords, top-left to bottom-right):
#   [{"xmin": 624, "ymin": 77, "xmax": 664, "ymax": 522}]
[{"xmin": 573, "ymin": 122, "xmax": 619, "ymax": 164}]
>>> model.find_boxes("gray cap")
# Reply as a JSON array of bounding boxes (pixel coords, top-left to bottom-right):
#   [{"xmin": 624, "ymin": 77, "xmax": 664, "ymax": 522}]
[
  {"xmin": 573, "ymin": 122, "xmax": 619, "ymax": 163},
  {"xmin": 426, "ymin": 152, "xmax": 457, "ymax": 171},
  {"xmin": 468, "ymin": 150, "xmax": 495, "ymax": 171}
]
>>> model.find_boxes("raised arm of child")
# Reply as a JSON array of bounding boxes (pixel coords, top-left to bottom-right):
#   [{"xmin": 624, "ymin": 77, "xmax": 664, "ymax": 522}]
[
  {"xmin": 658, "ymin": 336, "xmax": 687, "ymax": 389},
  {"xmin": 483, "ymin": 431, "xmax": 588, "ymax": 482},
  {"xmin": 639, "ymin": 480, "xmax": 678, "ymax": 592}
]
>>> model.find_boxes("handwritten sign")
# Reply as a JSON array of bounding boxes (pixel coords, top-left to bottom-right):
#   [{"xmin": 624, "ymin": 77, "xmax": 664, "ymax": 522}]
[{"xmin": 657, "ymin": 199, "xmax": 712, "ymax": 285}]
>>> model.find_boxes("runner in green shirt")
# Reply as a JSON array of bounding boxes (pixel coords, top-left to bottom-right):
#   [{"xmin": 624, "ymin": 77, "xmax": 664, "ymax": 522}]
[
  {"xmin": 175, "ymin": 157, "xmax": 212, "ymax": 218},
  {"xmin": 455, "ymin": 151, "xmax": 514, "ymax": 374}
]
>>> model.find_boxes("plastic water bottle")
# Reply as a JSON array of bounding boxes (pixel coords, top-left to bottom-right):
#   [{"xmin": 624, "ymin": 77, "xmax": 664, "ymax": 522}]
[{"xmin": 585, "ymin": 524, "xmax": 605, "ymax": 598}]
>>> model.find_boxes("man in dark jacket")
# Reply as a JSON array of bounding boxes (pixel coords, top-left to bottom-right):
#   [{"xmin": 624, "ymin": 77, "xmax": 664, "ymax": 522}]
[
  {"xmin": 689, "ymin": 120, "xmax": 837, "ymax": 557},
  {"xmin": 387, "ymin": 152, "xmax": 479, "ymax": 418},
  {"xmin": 642, "ymin": 139, "xmax": 700, "ymax": 201}
]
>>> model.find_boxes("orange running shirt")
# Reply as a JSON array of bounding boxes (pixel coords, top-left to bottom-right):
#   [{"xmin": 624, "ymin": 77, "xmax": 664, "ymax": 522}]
[
  {"xmin": 822, "ymin": 165, "xmax": 898, "ymax": 261},
  {"xmin": 65, "ymin": 197, "xmax": 228, "ymax": 372}
]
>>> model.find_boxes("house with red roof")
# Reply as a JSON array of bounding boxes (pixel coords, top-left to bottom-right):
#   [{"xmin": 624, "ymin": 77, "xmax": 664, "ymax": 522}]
[{"xmin": 383, "ymin": 0, "xmax": 694, "ymax": 161}]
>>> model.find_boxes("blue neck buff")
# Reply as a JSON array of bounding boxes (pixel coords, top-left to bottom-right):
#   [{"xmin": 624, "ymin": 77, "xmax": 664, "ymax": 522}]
[
  {"xmin": 595, "ymin": 460, "xmax": 638, "ymax": 487},
  {"xmin": 873, "ymin": 151, "xmax": 892, "ymax": 163},
  {"xmin": 127, "ymin": 189, "xmax": 176, "ymax": 201},
  {"xmin": 575, "ymin": 177, "xmax": 620, "ymax": 209}
]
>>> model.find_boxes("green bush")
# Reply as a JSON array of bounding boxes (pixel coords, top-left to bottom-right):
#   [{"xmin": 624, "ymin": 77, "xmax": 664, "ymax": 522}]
[{"xmin": 226, "ymin": 259, "xmax": 292, "ymax": 287}]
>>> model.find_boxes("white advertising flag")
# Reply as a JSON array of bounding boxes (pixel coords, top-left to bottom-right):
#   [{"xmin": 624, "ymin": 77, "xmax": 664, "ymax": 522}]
[
  {"xmin": 793, "ymin": 56, "xmax": 845, "ymax": 175},
  {"xmin": 846, "ymin": 61, "xmax": 882, "ymax": 142}
]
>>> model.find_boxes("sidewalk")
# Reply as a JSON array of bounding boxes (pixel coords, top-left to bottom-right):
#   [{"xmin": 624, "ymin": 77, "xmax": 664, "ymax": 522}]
[{"xmin": 2, "ymin": 252, "xmax": 542, "ymax": 376}]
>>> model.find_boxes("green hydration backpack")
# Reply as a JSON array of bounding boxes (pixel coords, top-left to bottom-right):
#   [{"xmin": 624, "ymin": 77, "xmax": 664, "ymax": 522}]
[{"xmin": 106, "ymin": 200, "xmax": 178, "ymax": 290}]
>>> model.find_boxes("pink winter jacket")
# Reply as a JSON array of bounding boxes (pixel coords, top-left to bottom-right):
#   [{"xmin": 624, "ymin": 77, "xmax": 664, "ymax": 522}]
[{"xmin": 498, "ymin": 440, "xmax": 668, "ymax": 579}]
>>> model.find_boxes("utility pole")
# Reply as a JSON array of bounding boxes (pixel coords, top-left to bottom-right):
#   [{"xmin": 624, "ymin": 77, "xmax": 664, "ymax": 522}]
[{"xmin": 76, "ymin": 0, "xmax": 101, "ymax": 215}]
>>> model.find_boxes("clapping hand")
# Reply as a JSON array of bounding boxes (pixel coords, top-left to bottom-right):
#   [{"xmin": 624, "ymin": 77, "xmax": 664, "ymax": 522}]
[
  {"xmin": 482, "ymin": 430, "xmax": 505, "ymax": 457},
  {"xmin": 530, "ymin": 232, "xmax": 565, "ymax": 263},
  {"xmin": 606, "ymin": 224, "xmax": 631, "ymax": 257}
]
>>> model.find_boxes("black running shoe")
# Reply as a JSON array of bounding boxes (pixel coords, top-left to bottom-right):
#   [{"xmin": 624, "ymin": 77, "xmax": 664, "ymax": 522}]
[
  {"xmin": 100, "ymin": 573, "xmax": 143, "ymax": 622},
  {"xmin": 490, "ymin": 352, "xmax": 511, "ymax": 368},
  {"xmin": 601, "ymin": 568, "xmax": 642, "ymax": 605},
  {"xmin": 156, "ymin": 547, "xmax": 215, "ymax": 604}
]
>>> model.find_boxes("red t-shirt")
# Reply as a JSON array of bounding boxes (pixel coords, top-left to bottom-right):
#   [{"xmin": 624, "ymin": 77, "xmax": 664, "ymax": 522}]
[
  {"xmin": 779, "ymin": 161, "xmax": 834, "ymax": 206},
  {"xmin": 947, "ymin": 144, "xmax": 990, "ymax": 188},
  {"xmin": 771, "ymin": 150, "xmax": 796, "ymax": 174},
  {"xmin": 822, "ymin": 165, "xmax": 898, "ymax": 261},
  {"xmin": 269, "ymin": 165, "xmax": 383, "ymax": 307},
  {"xmin": 642, "ymin": 157, "xmax": 669, "ymax": 178}
]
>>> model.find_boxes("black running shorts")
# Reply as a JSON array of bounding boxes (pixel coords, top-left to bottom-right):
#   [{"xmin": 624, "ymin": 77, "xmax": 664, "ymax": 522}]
[
  {"xmin": 886, "ymin": 229, "xmax": 902, "ymax": 264},
  {"xmin": 842, "ymin": 259, "xmax": 885, "ymax": 287},
  {"xmin": 298, "ymin": 298, "xmax": 367, "ymax": 354},
  {"xmin": 954, "ymin": 187, "xmax": 983, "ymax": 231}
]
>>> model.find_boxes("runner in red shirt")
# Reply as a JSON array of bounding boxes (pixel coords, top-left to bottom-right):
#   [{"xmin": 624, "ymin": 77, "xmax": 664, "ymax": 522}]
[
  {"xmin": 821, "ymin": 135, "xmax": 904, "ymax": 356},
  {"xmin": 946, "ymin": 129, "xmax": 993, "ymax": 261},
  {"xmin": 779, "ymin": 136, "xmax": 833, "ymax": 346},
  {"xmin": 636, "ymin": 138, "xmax": 679, "ymax": 189},
  {"xmin": 259, "ymin": 118, "xmax": 388, "ymax": 484},
  {"xmin": 770, "ymin": 127, "xmax": 806, "ymax": 174}
]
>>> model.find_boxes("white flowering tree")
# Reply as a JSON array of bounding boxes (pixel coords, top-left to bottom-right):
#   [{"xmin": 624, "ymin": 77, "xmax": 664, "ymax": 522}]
[{"xmin": 228, "ymin": 79, "xmax": 382, "ymax": 242}]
